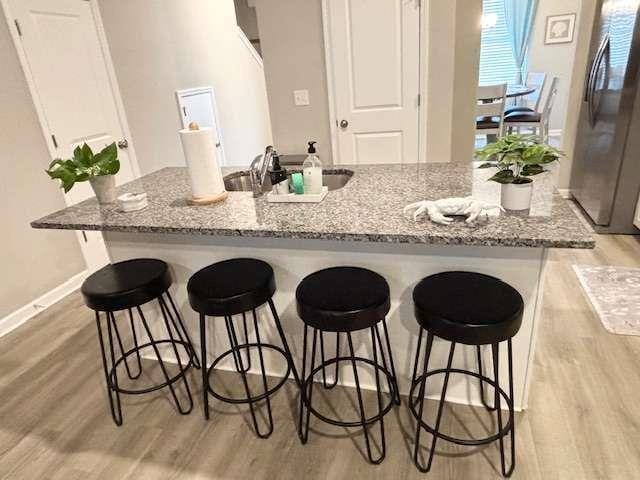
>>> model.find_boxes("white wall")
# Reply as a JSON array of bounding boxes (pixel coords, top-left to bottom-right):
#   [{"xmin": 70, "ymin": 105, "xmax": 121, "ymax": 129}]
[
  {"xmin": 0, "ymin": 8, "xmax": 86, "ymax": 319},
  {"xmin": 254, "ymin": 0, "xmax": 333, "ymax": 163},
  {"xmin": 98, "ymin": 0, "xmax": 272, "ymax": 173},
  {"xmin": 528, "ymin": 0, "xmax": 583, "ymax": 131}
]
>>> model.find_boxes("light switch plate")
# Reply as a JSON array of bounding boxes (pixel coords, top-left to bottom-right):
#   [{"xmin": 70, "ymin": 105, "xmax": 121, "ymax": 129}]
[{"xmin": 293, "ymin": 89, "xmax": 310, "ymax": 106}]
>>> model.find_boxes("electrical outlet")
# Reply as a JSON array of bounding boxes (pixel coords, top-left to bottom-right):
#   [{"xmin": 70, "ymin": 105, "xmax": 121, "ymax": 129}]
[{"xmin": 293, "ymin": 89, "xmax": 310, "ymax": 106}]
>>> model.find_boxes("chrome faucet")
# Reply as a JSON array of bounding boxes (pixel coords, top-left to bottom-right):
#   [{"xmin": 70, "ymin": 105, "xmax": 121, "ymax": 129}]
[{"xmin": 250, "ymin": 145, "xmax": 276, "ymax": 197}]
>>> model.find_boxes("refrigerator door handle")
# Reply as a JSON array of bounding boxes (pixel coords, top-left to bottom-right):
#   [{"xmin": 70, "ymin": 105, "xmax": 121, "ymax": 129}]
[
  {"xmin": 585, "ymin": 35, "xmax": 608, "ymax": 102},
  {"xmin": 588, "ymin": 35, "xmax": 610, "ymax": 127}
]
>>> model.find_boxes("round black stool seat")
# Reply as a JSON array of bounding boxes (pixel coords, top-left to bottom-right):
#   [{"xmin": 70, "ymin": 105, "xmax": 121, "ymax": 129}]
[
  {"xmin": 413, "ymin": 271, "xmax": 524, "ymax": 345},
  {"xmin": 82, "ymin": 258, "xmax": 171, "ymax": 311},
  {"xmin": 187, "ymin": 258, "xmax": 276, "ymax": 316},
  {"xmin": 296, "ymin": 266, "xmax": 390, "ymax": 332}
]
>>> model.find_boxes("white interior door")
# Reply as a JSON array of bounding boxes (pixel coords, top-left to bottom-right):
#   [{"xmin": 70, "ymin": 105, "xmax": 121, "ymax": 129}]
[
  {"xmin": 176, "ymin": 87, "xmax": 227, "ymax": 166},
  {"xmin": 326, "ymin": 0, "xmax": 420, "ymax": 164},
  {"xmin": 7, "ymin": 0, "xmax": 138, "ymax": 271}
]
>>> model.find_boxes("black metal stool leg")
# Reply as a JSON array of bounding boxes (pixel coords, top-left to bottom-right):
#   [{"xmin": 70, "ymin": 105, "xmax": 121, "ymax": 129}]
[
  {"xmin": 95, "ymin": 312, "xmax": 122, "ymax": 426},
  {"xmin": 298, "ymin": 325, "xmax": 317, "ymax": 443},
  {"xmin": 507, "ymin": 338, "xmax": 516, "ymax": 477},
  {"xmin": 111, "ymin": 311, "xmax": 141, "ymax": 381},
  {"xmin": 411, "ymin": 327, "xmax": 424, "ymax": 387},
  {"xmin": 493, "ymin": 341, "xmax": 516, "ymax": 477},
  {"xmin": 477, "ymin": 345, "xmax": 497, "ymax": 411},
  {"xmin": 412, "ymin": 331, "xmax": 433, "ymax": 472},
  {"xmin": 240, "ymin": 312, "xmax": 253, "ymax": 372},
  {"xmin": 267, "ymin": 299, "xmax": 300, "ymax": 387},
  {"xmin": 199, "ymin": 314, "xmax": 209, "ymax": 420},
  {"xmin": 225, "ymin": 316, "xmax": 272, "ymax": 438},
  {"xmin": 346, "ymin": 331, "xmax": 385, "ymax": 464},
  {"xmin": 376, "ymin": 322, "xmax": 401, "ymax": 405},
  {"xmin": 163, "ymin": 292, "xmax": 201, "ymax": 369},
  {"xmin": 251, "ymin": 308, "xmax": 275, "ymax": 437},
  {"xmin": 127, "ymin": 308, "xmax": 143, "ymax": 378},
  {"xmin": 137, "ymin": 306, "xmax": 191, "ymax": 415},
  {"xmin": 414, "ymin": 334, "xmax": 457, "ymax": 472},
  {"xmin": 225, "ymin": 314, "xmax": 251, "ymax": 374},
  {"xmin": 319, "ymin": 332, "xmax": 339, "ymax": 389},
  {"xmin": 158, "ymin": 298, "xmax": 194, "ymax": 414}
]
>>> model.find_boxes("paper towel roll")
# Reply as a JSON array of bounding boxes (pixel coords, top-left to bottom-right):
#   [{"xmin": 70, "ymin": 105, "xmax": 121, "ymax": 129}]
[{"xmin": 179, "ymin": 127, "xmax": 226, "ymax": 198}]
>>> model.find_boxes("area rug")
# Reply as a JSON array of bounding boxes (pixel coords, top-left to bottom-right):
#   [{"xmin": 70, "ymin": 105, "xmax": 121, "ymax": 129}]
[{"xmin": 573, "ymin": 264, "xmax": 640, "ymax": 336}]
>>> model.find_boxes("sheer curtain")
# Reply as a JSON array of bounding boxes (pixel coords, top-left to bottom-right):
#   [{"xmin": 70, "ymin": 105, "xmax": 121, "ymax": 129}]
[{"xmin": 503, "ymin": 0, "xmax": 538, "ymax": 84}]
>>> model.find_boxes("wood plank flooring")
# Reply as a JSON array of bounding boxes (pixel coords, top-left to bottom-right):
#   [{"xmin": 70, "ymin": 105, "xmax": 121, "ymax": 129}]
[{"xmin": 1, "ymin": 230, "xmax": 639, "ymax": 479}]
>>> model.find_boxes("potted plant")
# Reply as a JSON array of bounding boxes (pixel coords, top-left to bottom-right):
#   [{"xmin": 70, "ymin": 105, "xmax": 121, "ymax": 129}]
[
  {"xmin": 46, "ymin": 142, "xmax": 120, "ymax": 204},
  {"xmin": 475, "ymin": 134, "xmax": 563, "ymax": 211}
]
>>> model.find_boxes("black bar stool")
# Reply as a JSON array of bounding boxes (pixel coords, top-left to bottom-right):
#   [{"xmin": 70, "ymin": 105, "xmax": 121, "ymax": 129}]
[
  {"xmin": 296, "ymin": 266, "xmax": 400, "ymax": 464},
  {"xmin": 81, "ymin": 258, "xmax": 200, "ymax": 426},
  {"xmin": 187, "ymin": 258, "xmax": 299, "ymax": 438},
  {"xmin": 410, "ymin": 271, "xmax": 523, "ymax": 476}
]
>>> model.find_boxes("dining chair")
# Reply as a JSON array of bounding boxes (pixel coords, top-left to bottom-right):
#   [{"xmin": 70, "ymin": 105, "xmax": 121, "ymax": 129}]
[
  {"xmin": 504, "ymin": 77, "xmax": 559, "ymax": 142},
  {"xmin": 505, "ymin": 72, "xmax": 547, "ymax": 115},
  {"xmin": 476, "ymin": 84, "xmax": 508, "ymax": 141}
]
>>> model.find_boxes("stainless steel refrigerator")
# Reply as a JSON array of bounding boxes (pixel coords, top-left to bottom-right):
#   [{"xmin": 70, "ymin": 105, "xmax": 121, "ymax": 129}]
[{"xmin": 571, "ymin": 0, "xmax": 640, "ymax": 233}]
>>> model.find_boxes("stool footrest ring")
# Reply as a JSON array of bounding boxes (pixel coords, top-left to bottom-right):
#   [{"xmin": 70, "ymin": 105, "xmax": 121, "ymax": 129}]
[
  {"xmin": 206, "ymin": 342, "xmax": 292, "ymax": 404},
  {"xmin": 300, "ymin": 356, "xmax": 396, "ymax": 427},
  {"xmin": 409, "ymin": 367, "xmax": 514, "ymax": 446},
  {"xmin": 107, "ymin": 339, "xmax": 194, "ymax": 395}
]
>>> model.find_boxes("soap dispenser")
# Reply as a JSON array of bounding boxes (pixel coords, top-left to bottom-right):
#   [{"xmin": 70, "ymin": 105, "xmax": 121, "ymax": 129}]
[
  {"xmin": 303, "ymin": 141, "xmax": 322, "ymax": 194},
  {"xmin": 269, "ymin": 154, "xmax": 289, "ymax": 195}
]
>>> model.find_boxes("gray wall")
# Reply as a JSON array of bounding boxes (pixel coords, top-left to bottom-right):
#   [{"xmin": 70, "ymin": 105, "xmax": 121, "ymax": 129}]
[
  {"xmin": 427, "ymin": 0, "xmax": 482, "ymax": 163},
  {"xmin": 560, "ymin": 0, "xmax": 596, "ymax": 190},
  {"xmin": 0, "ymin": 10, "xmax": 85, "ymax": 319},
  {"xmin": 98, "ymin": 0, "xmax": 272, "ymax": 172},
  {"xmin": 528, "ymin": 0, "xmax": 583, "ymax": 131},
  {"xmin": 255, "ymin": 0, "xmax": 333, "ymax": 163}
]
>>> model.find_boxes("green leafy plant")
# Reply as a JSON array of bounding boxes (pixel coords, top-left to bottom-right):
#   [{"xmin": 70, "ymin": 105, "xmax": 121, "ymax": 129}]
[
  {"xmin": 46, "ymin": 142, "xmax": 119, "ymax": 192},
  {"xmin": 475, "ymin": 134, "xmax": 563, "ymax": 184}
]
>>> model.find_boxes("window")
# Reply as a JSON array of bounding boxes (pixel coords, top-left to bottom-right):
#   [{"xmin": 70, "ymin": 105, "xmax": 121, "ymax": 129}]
[{"xmin": 479, "ymin": 0, "xmax": 520, "ymax": 85}]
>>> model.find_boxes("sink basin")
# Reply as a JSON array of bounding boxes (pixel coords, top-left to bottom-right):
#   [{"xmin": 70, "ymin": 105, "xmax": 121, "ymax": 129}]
[{"xmin": 224, "ymin": 169, "xmax": 353, "ymax": 193}]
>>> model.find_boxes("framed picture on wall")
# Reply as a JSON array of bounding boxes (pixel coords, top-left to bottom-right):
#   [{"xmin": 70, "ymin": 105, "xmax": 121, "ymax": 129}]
[{"xmin": 545, "ymin": 13, "xmax": 576, "ymax": 44}]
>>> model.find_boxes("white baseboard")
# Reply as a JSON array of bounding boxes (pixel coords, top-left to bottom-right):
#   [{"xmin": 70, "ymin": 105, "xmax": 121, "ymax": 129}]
[
  {"xmin": 557, "ymin": 188, "xmax": 573, "ymax": 199},
  {"xmin": 0, "ymin": 270, "xmax": 89, "ymax": 338}
]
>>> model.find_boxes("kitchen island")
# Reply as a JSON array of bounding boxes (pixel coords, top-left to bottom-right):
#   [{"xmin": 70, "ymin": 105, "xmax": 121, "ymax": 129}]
[{"xmin": 32, "ymin": 163, "xmax": 594, "ymax": 410}]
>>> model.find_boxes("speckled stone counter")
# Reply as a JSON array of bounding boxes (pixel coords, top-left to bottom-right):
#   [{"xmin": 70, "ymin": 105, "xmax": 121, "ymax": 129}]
[{"xmin": 32, "ymin": 163, "xmax": 594, "ymax": 249}]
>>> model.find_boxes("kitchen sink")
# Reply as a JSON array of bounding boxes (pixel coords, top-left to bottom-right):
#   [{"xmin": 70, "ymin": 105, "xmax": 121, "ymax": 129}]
[{"xmin": 224, "ymin": 169, "xmax": 353, "ymax": 193}]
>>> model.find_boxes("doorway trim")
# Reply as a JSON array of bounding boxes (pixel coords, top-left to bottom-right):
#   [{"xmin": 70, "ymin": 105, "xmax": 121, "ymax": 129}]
[
  {"xmin": 1, "ymin": 0, "xmax": 141, "ymax": 269},
  {"xmin": 321, "ymin": 0, "xmax": 429, "ymax": 165}
]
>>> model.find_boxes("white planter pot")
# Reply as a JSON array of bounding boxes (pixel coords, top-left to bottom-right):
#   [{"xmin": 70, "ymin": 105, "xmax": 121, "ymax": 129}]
[
  {"xmin": 89, "ymin": 175, "xmax": 117, "ymax": 204},
  {"xmin": 501, "ymin": 182, "xmax": 533, "ymax": 211}
]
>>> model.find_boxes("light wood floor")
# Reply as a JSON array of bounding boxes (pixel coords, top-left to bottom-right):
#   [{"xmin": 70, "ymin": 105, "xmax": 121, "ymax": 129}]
[{"xmin": 1, "ymin": 231, "xmax": 640, "ymax": 479}]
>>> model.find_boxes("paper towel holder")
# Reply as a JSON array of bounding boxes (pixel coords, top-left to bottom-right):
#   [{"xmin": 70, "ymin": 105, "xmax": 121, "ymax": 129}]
[{"xmin": 182, "ymin": 121, "xmax": 229, "ymax": 206}]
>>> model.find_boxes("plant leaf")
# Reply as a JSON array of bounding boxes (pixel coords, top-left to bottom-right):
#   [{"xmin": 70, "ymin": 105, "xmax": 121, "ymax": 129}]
[
  {"xmin": 488, "ymin": 169, "xmax": 515, "ymax": 184},
  {"xmin": 521, "ymin": 164, "xmax": 545, "ymax": 176},
  {"xmin": 512, "ymin": 176, "xmax": 533, "ymax": 184},
  {"xmin": 93, "ymin": 142, "xmax": 120, "ymax": 175},
  {"xmin": 477, "ymin": 162, "xmax": 497, "ymax": 168},
  {"xmin": 45, "ymin": 159, "xmax": 77, "ymax": 192}
]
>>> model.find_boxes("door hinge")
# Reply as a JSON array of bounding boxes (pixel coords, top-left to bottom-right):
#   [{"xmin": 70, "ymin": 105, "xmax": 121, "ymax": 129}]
[
  {"xmin": 51, "ymin": 134, "xmax": 58, "ymax": 148},
  {"xmin": 14, "ymin": 19, "xmax": 22, "ymax": 37},
  {"xmin": 417, "ymin": 93, "xmax": 421, "ymax": 106}
]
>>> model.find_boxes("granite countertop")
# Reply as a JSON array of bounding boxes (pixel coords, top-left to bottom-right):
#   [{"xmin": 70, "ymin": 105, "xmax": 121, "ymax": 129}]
[{"xmin": 31, "ymin": 163, "xmax": 595, "ymax": 249}]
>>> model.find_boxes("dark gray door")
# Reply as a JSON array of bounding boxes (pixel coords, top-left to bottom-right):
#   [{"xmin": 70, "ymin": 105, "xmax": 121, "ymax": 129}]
[{"xmin": 572, "ymin": 0, "xmax": 640, "ymax": 225}]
